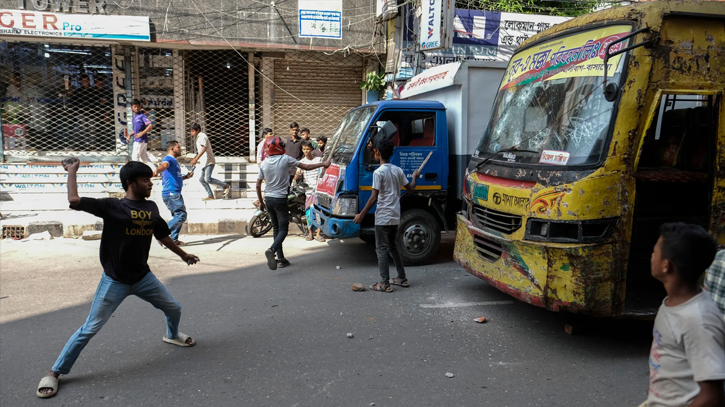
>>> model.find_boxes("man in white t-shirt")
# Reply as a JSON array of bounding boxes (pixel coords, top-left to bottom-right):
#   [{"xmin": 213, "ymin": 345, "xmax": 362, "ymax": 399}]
[
  {"xmin": 353, "ymin": 138, "xmax": 420, "ymax": 293},
  {"xmin": 256, "ymin": 137, "xmax": 329, "ymax": 270},
  {"xmin": 647, "ymin": 222, "xmax": 725, "ymax": 407},
  {"xmin": 189, "ymin": 123, "xmax": 230, "ymax": 201}
]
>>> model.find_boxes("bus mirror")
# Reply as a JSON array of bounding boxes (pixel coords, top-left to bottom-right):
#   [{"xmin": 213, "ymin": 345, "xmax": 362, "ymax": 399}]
[
  {"xmin": 602, "ymin": 26, "xmax": 653, "ymax": 101},
  {"xmin": 604, "ymin": 83, "xmax": 619, "ymax": 102}
]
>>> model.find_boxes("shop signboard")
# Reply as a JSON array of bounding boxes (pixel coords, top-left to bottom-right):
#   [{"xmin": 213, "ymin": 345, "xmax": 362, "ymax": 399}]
[
  {"xmin": 298, "ymin": 0, "xmax": 342, "ymax": 39},
  {"xmin": 0, "ymin": 10, "xmax": 150, "ymax": 41}
]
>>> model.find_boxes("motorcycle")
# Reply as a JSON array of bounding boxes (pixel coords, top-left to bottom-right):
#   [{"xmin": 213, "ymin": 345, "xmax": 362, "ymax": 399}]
[{"xmin": 246, "ymin": 182, "xmax": 309, "ymax": 238}]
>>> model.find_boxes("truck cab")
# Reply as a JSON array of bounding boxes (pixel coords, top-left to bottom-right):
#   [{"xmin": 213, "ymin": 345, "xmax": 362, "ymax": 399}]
[{"xmin": 309, "ymin": 100, "xmax": 449, "ymax": 265}]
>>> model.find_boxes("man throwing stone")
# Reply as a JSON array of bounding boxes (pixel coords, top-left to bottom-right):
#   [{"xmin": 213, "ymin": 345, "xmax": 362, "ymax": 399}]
[{"xmin": 36, "ymin": 158, "xmax": 199, "ymax": 398}]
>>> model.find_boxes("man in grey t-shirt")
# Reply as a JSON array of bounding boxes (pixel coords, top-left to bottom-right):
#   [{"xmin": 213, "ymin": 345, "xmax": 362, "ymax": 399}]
[
  {"xmin": 256, "ymin": 136, "xmax": 329, "ymax": 270},
  {"xmin": 647, "ymin": 223, "xmax": 725, "ymax": 407},
  {"xmin": 354, "ymin": 138, "xmax": 420, "ymax": 293}
]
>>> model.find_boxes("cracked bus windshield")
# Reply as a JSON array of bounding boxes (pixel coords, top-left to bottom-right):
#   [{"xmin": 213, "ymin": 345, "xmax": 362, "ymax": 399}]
[
  {"xmin": 326, "ymin": 106, "xmax": 376, "ymax": 166},
  {"xmin": 478, "ymin": 25, "xmax": 632, "ymax": 167}
]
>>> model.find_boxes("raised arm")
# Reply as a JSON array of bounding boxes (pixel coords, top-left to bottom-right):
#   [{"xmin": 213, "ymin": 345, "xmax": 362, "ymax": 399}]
[
  {"xmin": 298, "ymin": 160, "xmax": 331, "ymax": 171},
  {"xmin": 155, "ymin": 161, "xmax": 170, "ymax": 175},
  {"xmin": 63, "ymin": 158, "xmax": 81, "ymax": 208},
  {"xmin": 403, "ymin": 170, "xmax": 421, "ymax": 193}
]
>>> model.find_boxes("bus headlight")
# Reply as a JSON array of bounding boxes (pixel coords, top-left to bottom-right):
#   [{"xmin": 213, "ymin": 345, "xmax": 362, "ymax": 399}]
[
  {"xmin": 525, "ymin": 218, "xmax": 618, "ymax": 243},
  {"xmin": 332, "ymin": 194, "xmax": 357, "ymax": 217}
]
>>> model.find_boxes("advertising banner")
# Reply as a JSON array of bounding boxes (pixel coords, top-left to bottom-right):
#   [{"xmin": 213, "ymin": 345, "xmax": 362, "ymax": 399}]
[
  {"xmin": 499, "ymin": 24, "xmax": 632, "ymax": 91},
  {"xmin": 298, "ymin": 0, "xmax": 342, "ymax": 39},
  {"xmin": 317, "ymin": 164, "xmax": 341, "ymax": 196},
  {"xmin": 0, "ymin": 10, "xmax": 150, "ymax": 41}
]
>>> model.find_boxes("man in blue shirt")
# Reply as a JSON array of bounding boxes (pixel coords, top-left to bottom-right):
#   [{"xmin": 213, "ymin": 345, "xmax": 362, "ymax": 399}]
[
  {"xmin": 155, "ymin": 140, "xmax": 193, "ymax": 245},
  {"xmin": 126, "ymin": 99, "xmax": 156, "ymax": 169}
]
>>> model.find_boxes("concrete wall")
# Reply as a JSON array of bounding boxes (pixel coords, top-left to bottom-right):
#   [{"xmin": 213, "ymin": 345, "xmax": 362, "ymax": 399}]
[{"xmin": 0, "ymin": 0, "xmax": 383, "ymax": 53}]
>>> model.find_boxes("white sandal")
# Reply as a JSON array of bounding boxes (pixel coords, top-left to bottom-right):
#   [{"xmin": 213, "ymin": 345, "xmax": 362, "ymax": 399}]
[
  {"xmin": 162, "ymin": 332, "xmax": 195, "ymax": 347},
  {"xmin": 36, "ymin": 375, "xmax": 59, "ymax": 398}
]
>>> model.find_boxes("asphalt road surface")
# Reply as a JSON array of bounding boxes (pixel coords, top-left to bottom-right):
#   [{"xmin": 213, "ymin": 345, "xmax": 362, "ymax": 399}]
[{"xmin": 1, "ymin": 232, "xmax": 653, "ymax": 406}]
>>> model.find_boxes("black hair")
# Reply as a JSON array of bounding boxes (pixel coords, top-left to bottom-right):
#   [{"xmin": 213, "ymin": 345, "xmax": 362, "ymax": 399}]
[
  {"xmin": 300, "ymin": 127, "xmax": 310, "ymax": 134},
  {"xmin": 79, "ymin": 73, "xmax": 89, "ymax": 80},
  {"xmin": 120, "ymin": 161, "xmax": 153, "ymax": 191},
  {"xmin": 131, "ymin": 99, "xmax": 141, "ymax": 106},
  {"xmin": 290, "ymin": 122, "xmax": 299, "ymax": 129},
  {"xmin": 190, "ymin": 123, "xmax": 201, "ymax": 132},
  {"xmin": 317, "ymin": 136, "xmax": 327, "ymax": 143},
  {"xmin": 659, "ymin": 222, "xmax": 717, "ymax": 284},
  {"xmin": 166, "ymin": 140, "xmax": 179, "ymax": 150},
  {"xmin": 376, "ymin": 137, "xmax": 394, "ymax": 160},
  {"xmin": 262, "ymin": 128, "xmax": 273, "ymax": 137},
  {"xmin": 300, "ymin": 140, "xmax": 312, "ymax": 149},
  {"xmin": 94, "ymin": 73, "xmax": 106, "ymax": 81}
]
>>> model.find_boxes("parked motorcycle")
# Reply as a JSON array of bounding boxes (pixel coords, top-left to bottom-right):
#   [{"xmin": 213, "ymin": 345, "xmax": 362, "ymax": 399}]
[{"xmin": 246, "ymin": 182, "xmax": 309, "ymax": 238}]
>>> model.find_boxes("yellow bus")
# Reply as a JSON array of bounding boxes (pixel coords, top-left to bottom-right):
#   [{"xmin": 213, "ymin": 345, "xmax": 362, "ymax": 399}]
[{"xmin": 454, "ymin": 1, "xmax": 725, "ymax": 317}]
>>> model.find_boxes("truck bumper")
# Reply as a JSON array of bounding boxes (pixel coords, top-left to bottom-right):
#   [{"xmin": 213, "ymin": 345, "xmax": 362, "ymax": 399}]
[
  {"xmin": 453, "ymin": 213, "xmax": 624, "ymax": 317},
  {"xmin": 308, "ymin": 204, "xmax": 360, "ymax": 239}
]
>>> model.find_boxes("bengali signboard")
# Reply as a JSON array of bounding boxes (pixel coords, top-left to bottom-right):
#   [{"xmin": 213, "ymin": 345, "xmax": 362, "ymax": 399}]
[
  {"xmin": 298, "ymin": 0, "xmax": 342, "ymax": 39},
  {"xmin": 499, "ymin": 24, "xmax": 633, "ymax": 91},
  {"xmin": 0, "ymin": 10, "xmax": 150, "ymax": 41},
  {"xmin": 317, "ymin": 164, "xmax": 341, "ymax": 196}
]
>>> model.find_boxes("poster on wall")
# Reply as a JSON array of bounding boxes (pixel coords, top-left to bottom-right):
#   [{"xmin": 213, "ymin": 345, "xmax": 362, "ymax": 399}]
[
  {"xmin": 298, "ymin": 0, "xmax": 342, "ymax": 39},
  {"xmin": 397, "ymin": 8, "xmax": 569, "ymax": 79},
  {"xmin": 0, "ymin": 10, "xmax": 150, "ymax": 41}
]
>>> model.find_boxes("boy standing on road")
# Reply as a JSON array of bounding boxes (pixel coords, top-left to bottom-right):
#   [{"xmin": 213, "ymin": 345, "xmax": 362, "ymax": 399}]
[
  {"xmin": 36, "ymin": 159, "xmax": 198, "ymax": 399},
  {"xmin": 256, "ymin": 136, "xmax": 329, "ymax": 270},
  {"xmin": 189, "ymin": 123, "xmax": 231, "ymax": 201},
  {"xmin": 647, "ymin": 223, "xmax": 725, "ymax": 407},
  {"xmin": 156, "ymin": 141, "xmax": 193, "ymax": 246},
  {"xmin": 296, "ymin": 140, "xmax": 324, "ymax": 242},
  {"xmin": 125, "ymin": 99, "xmax": 156, "ymax": 169},
  {"xmin": 353, "ymin": 138, "xmax": 420, "ymax": 292}
]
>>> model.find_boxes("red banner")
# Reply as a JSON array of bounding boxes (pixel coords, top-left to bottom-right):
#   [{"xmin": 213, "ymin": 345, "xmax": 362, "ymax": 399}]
[{"xmin": 317, "ymin": 164, "xmax": 340, "ymax": 196}]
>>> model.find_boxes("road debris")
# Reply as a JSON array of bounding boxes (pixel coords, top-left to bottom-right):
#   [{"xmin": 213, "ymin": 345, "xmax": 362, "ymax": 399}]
[
  {"xmin": 445, "ymin": 372, "xmax": 455, "ymax": 378},
  {"xmin": 351, "ymin": 283, "xmax": 365, "ymax": 291},
  {"xmin": 474, "ymin": 316, "xmax": 488, "ymax": 323},
  {"xmin": 346, "ymin": 333, "xmax": 354, "ymax": 338}
]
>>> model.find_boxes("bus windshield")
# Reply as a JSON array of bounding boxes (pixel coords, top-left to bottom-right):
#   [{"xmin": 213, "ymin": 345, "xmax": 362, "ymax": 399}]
[{"xmin": 478, "ymin": 24, "xmax": 632, "ymax": 167}]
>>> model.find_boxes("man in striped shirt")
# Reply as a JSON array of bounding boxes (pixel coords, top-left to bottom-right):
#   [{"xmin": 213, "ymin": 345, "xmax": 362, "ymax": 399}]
[{"xmin": 296, "ymin": 140, "xmax": 324, "ymax": 242}]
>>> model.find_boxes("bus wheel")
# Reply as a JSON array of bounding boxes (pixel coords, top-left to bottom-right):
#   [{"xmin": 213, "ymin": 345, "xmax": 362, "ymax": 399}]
[{"xmin": 397, "ymin": 209, "xmax": 440, "ymax": 266}]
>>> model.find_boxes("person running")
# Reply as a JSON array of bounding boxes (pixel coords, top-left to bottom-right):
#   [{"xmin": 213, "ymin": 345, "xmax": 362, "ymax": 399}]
[
  {"xmin": 295, "ymin": 140, "xmax": 324, "ymax": 242},
  {"xmin": 189, "ymin": 123, "xmax": 230, "ymax": 201},
  {"xmin": 256, "ymin": 136, "xmax": 329, "ymax": 270},
  {"xmin": 353, "ymin": 138, "xmax": 420, "ymax": 292},
  {"xmin": 36, "ymin": 159, "xmax": 198, "ymax": 399},
  {"xmin": 125, "ymin": 99, "xmax": 156, "ymax": 170},
  {"xmin": 647, "ymin": 223, "xmax": 725, "ymax": 407},
  {"xmin": 155, "ymin": 140, "xmax": 192, "ymax": 246}
]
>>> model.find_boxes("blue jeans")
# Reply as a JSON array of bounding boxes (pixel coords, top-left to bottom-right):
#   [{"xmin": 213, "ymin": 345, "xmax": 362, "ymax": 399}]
[
  {"xmin": 162, "ymin": 193, "xmax": 187, "ymax": 241},
  {"xmin": 200, "ymin": 164, "xmax": 227, "ymax": 197},
  {"xmin": 265, "ymin": 197, "xmax": 289, "ymax": 260},
  {"xmin": 52, "ymin": 272, "xmax": 182, "ymax": 375}
]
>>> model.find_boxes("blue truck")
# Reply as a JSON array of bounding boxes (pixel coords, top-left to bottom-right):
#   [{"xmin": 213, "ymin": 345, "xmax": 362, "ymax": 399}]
[{"xmin": 309, "ymin": 61, "xmax": 505, "ymax": 265}]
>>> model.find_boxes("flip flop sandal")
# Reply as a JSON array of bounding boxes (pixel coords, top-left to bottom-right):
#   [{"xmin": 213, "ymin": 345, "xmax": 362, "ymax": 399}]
[
  {"xmin": 369, "ymin": 282, "xmax": 393, "ymax": 293},
  {"xmin": 391, "ymin": 278, "xmax": 409, "ymax": 287},
  {"xmin": 315, "ymin": 235, "xmax": 326, "ymax": 242},
  {"xmin": 36, "ymin": 375, "xmax": 59, "ymax": 398},
  {"xmin": 305, "ymin": 235, "xmax": 314, "ymax": 241},
  {"xmin": 163, "ymin": 332, "xmax": 195, "ymax": 347}
]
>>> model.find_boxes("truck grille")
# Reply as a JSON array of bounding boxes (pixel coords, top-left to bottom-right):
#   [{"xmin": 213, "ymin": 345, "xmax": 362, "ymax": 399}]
[
  {"xmin": 317, "ymin": 193, "xmax": 332, "ymax": 209},
  {"xmin": 471, "ymin": 204, "xmax": 522, "ymax": 234},
  {"xmin": 473, "ymin": 235, "xmax": 503, "ymax": 262}
]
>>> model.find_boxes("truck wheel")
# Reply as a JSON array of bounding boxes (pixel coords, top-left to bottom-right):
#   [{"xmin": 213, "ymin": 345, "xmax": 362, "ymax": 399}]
[{"xmin": 397, "ymin": 209, "xmax": 440, "ymax": 266}]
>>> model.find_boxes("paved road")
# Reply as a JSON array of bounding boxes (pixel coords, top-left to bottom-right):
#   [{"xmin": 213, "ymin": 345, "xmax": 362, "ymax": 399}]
[{"xmin": 1, "ymin": 232, "xmax": 653, "ymax": 406}]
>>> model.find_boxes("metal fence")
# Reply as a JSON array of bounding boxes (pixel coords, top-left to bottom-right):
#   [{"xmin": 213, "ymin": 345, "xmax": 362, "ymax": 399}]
[{"xmin": 1, "ymin": 43, "xmax": 365, "ymax": 162}]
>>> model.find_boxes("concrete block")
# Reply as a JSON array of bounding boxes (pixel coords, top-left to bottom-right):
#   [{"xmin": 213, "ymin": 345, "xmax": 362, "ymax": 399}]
[
  {"xmin": 82, "ymin": 230, "xmax": 103, "ymax": 240},
  {"xmin": 27, "ymin": 221, "xmax": 63, "ymax": 238},
  {"xmin": 64, "ymin": 221, "xmax": 103, "ymax": 238}
]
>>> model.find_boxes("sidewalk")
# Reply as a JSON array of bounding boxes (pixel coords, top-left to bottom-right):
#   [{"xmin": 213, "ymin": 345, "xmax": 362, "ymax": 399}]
[{"xmin": 0, "ymin": 208, "xmax": 256, "ymax": 238}]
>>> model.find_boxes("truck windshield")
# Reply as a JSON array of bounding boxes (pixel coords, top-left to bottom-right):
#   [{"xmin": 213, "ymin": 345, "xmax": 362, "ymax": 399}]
[
  {"xmin": 478, "ymin": 24, "xmax": 632, "ymax": 167},
  {"xmin": 326, "ymin": 106, "xmax": 377, "ymax": 165}
]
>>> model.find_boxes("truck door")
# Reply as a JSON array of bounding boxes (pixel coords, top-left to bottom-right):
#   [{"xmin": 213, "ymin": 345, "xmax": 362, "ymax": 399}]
[{"xmin": 359, "ymin": 110, "xmax": 445, "ymax": 212}]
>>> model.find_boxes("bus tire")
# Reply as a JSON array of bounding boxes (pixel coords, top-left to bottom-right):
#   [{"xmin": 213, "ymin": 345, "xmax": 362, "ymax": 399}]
[{"xmin": 397, "ymin": 209, "xmax": 440, "ymax": 266}]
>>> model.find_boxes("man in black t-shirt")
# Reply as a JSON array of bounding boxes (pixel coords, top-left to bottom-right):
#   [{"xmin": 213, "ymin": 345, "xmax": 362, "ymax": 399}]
[{"xmin": 36, "ymin": 160, "xmax": 199, "ymax": 399}]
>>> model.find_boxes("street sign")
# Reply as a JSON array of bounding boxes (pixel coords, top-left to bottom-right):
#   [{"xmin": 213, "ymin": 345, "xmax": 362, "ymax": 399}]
[
  {"xmin": 418, "ymin": 0, "xmax": 453, "ymax": 51},
  {"xmin": 298, "ymin": 0, "xmax": 342, "ymax": 39}
]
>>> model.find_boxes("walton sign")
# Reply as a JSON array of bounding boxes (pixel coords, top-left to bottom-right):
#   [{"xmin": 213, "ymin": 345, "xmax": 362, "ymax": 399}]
[{"xmin": 16, "ymin": 0, "xmax": 107, "ymax": 14}]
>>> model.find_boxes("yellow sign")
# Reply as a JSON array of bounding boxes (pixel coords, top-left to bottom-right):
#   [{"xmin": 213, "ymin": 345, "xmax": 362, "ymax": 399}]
[{"xmin": 500, "ymin": 25, "xmax": 633, "ymax": 91}]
